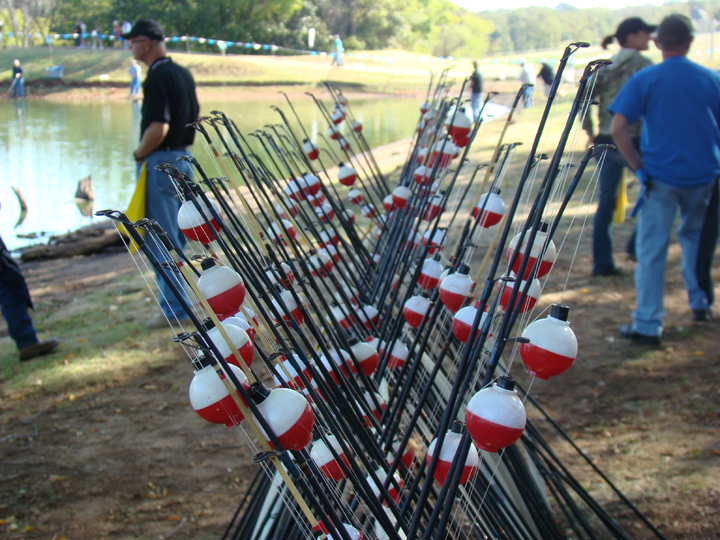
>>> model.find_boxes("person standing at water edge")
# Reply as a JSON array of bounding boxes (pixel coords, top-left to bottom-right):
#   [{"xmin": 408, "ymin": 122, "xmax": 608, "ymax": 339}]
[
  {"xmin": 610, "ymin": 14, "xmax": 720, "ymax": 344},
  {"xmin": 584, "ymin": 17, "xmax": 655, "ymax": 277},
  {"xmin": 11, "ymin": 59, "xmax": 24, "ymax": 98},
  {"xmin": 518, "ymin": 59, "xmax": 536, "ymax": 108},
  {"xmin": 0, "ymin": 236, "xmax": 60, "ymax": 361},
  {"xmin": 122, "ymin": 18, "xmax": 200, "ymax": 328},
  {"xmin": 469, "ymin": 60, "xmax": 483, "ymax": 122},
  {"xmin": 128, "ymin": 59, "xmax": 141, "ymax": 97},
  {"xmin": 331, "ymin": 34, "xmax": 344, "ymax": 66},
  {"xmin": 538, "ymin": 59, "xmax": 554, "ymax": 97}
]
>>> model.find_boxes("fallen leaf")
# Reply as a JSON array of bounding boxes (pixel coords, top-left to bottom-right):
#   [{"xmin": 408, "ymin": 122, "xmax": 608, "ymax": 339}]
[
  {"xmin": 694, "ymin": 350, "xmax": 704, "ymax": 356},
  {"xmin": 580, "ymin": 288, "xmax": 590, "ymax": 293},
  {"xmin": 22, "ymin": 525, "xmax": 34, "ymax": 532},
  {"xmin": 75, "ymin": 338, "xmax": 88, "ymax": 343},
  {"xmin": 168, "ymin": 515, "xmax": 182, "ymax": 521},
  {"xmin": 712, "ymin": 449, "xmax": 720, "ymax": 456},
  {"xmin": 49, "ymin": 475, "xmax": 67, "ymax": 483}
]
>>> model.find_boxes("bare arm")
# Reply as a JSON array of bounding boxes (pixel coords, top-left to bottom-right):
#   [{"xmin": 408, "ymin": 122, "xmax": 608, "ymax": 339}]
[
  {"xmin": 610, "ymin": 113, "xmax": 642, "ymax": 171},
  {"xmin": 133, "ymin": 121, "xmax": 169, "ymax": 162}
]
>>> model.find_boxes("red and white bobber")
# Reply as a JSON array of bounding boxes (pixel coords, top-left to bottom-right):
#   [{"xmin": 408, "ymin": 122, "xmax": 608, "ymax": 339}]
[
  {"xmin": 366, "ymin": 467, "xmax": 401, "ymax": 505},
  {"xmin": 350, "ymin": 119, "xmax": 363, "ymax": 132},
  {"xmin": 331, "ymin": 106, "xmax": 346, "ymax": 125},
  {"xmin": 265, "ymin": 261, "xmax": 295, "ymax": 289},
  {"xmin": 306, "ymin": 193, "xmax": 326, "ymax": 208},
  {"xmin": 519, "ymin": 304, "xmax": 578, "ymax": 380},
  {"xmin": 427, "ymin": 423, "xmax": 479, "ymax": 486},
  {"xmin": 472, "ymin": 188, "xmax": 506, "ymax": 228},
  {"xmin": 422, "ymin": 228, "xmax": 447, "ymax": 255},
  {"xmin": 336, "ymin": 94, "xmax": 349, "ymax": 107},
  {"xmin": 465, "ymin": 376, "xmax": 526, "ymax": 453},
  {"xmin": 303, "ymin": 139, "xmax": 320, "ymax": 161},
  {"xmin": 414, "ymin": 146, "xmax": 428, "ymax": 164},
  {"xmin": 273, "ymin": 353, "xmax": 311, "ymax": 390},
  {"xmin": 319, "ymin": 348, "xmax": 354, "ymax": 384},
  {"xmin": 319, "ymin": 244, "xmax": 340, "ymax": 264},
  {"xmin": 272, "ymin": 289, "xmax": 304, "ymax": 325},
  {"xmin": 249, "ymin": 383, "xmax": 314, "ymax": 451},
  {"xmin": 275, "ymin": 198, "xmax": 299, "ymax": 220},
  {"xmin": 350, "ymin": 339, "xmax": 380, "ymax": 376},
  {"xmin": 422, "ymin": 193, "xmax": 445, "ymax": 221},
  {"xmin": 299, "ymin": 173, "xmax": 322, "ymax": 196},
  {"xmin": 197, "ymin": 258, "xmax": 245, "ymax": 318},
  {"xmin": 355, "ymin": 304, "xmax": 379, "ymax": 329},
  {"xmin": 383, "ymin": 195, "xmax": 397, "ymax": 213},
  {"xmin": 430, "ymin": 138, "xmax": 457, "ymax": 168},
  {"xmin": 361, "ymin": 204, "xmax": 377, "ymax": 219},
  {"xmin": 223, "ymin": 315, "xmax": 256, "ymax": 344},
  {"xmin": 311, "ymin": 434, "xmax": 352, "ymax": 481},
  {"xmin": 344, "ymin": 209, "xmax": 356, "ymax": 223},
  {"xmin": 391, "ymin": 186, "xmax": 412, "ymax": 209},
  {"xmin": 387, "ymin": 440, "xmax": 416, "ymax": 469},
  {"xmin": 178, "ymin": 198, "xmax": 222, "ymax": 244},
  {"xmin": 438, "ymin": 265, "xmax": 474, "ymax": 312},
  {"xmin": 330, "ymin": 304, "xmax": 354, "ymax": 329},
  {"xmin": 418, "ymin": 257, "xmax": 443, "ymax": 290},
  {"xmin": 506, "ymin": 223, "xmax": 557, "ymax": 280},
  {"xmin": 206, "ymin": 321, "xmax": 255, "ymax": 367},
  {"xmin": 315, "ymin": 202, "xmax": 336, "ymax": 223},
  {"xmin": 414, "ymin": 165, "xmax": 432, "ymax": 186},
  {"xmin": 348, "ymin": 188, "xmax": 363, "ymax": 205},
  {"xmin": 334, "ymin": 284, "xmax": 359, "ymax": 307},
  {"xmin": 189, "ymin": 359, "xmax": 249, "ymax": 426},
  {"xmin": 406, "ymin": 230, "xmax": 422, "ymax": 250},
  {"xmin": 327, "ymin": 125, "xmax": 341, "ymax": 140},
  {"xmin": 363, "ymin": 391, "xmax": 386, "ymax": 422},
  {"xmin": 497, "ymin": 274, "xmax": 541, "ymax": 313},
  {"xmin": 285, "ymin": 179, "xmax": 305, "ymax": 202},
  {"xmin": 338, "ymin": 163, "xmax": 358, "ymax": 186},
  {"xmin": 403, "ymin": 295, "xmax": 431, "ymax": 328},
  {"xmin": 319, "ymin": 229, "xmax": 340, "ymax": 247},
  {"xmin": 447, "ymin": 107, "xmax": 473, "ymax": 142},
  {"xmin": 267, "ymin": 220, "xmax": 296, "ymax": 247},
  {"xmin": 338, "ymin": 137, "xmax": 351, "ymax": 152},
  {"xmin": 387, "ymin": 340, "xmax": 409, "ymax": 369},
  {"xmin": 452, "ymin": 305, "xmax": 489, "ymax": 344},
  {"xmin": 420, "ymin": 101, "xmax": 430, "ymax": 114}
]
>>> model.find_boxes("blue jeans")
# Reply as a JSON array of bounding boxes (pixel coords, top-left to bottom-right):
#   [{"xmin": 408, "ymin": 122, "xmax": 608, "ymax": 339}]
[
  {"xmin": 139, "ymin": 150, "xmax": 193, "ymax": 319},
  {"xmin": 130, "ymin": 77, "xmax": 140, "ymax": 96},
  {"xmin": 0, "ymin": 272, "xmax": 37, "ymax": 350},
  {"xmin": 522, "ymin": 86, "xmax": 533, "ymax": 109},
  {"xmin": 632, "ymin": 180, "xmax": 714, "ymax": 336},
  {"xmin": 471, "ymin": 92, "xmax": 483, "ymax": 122},
  {"xmin": 12, "ymin": 77, "xmax": 24, "ymax": 98},
  {"xmin": 592, "ymin": 148, "xmax": 627, "ymax": 274}
]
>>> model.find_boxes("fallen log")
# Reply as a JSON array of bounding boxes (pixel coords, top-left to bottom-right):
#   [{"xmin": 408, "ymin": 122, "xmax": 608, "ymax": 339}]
[{"xmin": 20, "ymin": 224, "xmax": 124, "ymax": 262}]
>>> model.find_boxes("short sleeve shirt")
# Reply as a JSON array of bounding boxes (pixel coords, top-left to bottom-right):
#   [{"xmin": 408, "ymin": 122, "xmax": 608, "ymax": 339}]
[
  {"xmin": 609, "ymin": 56, "xmax": 720, "ymax": 187},
  {"xmin": 141, "ymin": 57, "xmax": 199, "ymax": 149}
]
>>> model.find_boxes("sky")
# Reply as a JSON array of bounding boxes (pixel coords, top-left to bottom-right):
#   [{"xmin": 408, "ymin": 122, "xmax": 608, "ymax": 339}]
[{"xmin": 451, "ymin": 0, "xmax": 685, "ymax": 11}]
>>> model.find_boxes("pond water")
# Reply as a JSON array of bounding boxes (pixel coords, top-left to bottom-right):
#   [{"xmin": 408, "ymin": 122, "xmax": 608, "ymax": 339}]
[{"xmin": 0, "ymin": 95, "xmax": 506, "ymax": 250}]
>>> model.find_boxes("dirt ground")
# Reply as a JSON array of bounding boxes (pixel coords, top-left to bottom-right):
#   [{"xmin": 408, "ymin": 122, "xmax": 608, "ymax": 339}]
[{"xmin": 0, "ymin": 140, "xmax": 719, "ymax": 539}]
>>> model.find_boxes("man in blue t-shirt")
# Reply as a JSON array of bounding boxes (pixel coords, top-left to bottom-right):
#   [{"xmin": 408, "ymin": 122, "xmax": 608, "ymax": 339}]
[{"xmin": 609, "ymin": 14, "xmax": 720, "ymax": 345}]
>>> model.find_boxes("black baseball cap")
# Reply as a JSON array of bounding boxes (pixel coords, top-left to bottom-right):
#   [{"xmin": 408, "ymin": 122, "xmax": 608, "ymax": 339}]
[
  {"xmin": 616, "ymin": 17, "xmax": 657, "ymax": 42},
  {"xmin": 121, "ymin": 18, "xmax": 165, "ymax": 41}
]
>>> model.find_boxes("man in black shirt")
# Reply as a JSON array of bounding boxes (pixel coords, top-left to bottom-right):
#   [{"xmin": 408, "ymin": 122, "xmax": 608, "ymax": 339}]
[
  {"xmin": 122, "ymin": 19, "xmax": 200, "ymax": 328},
  {"xmin": 469, "ymin": 60, "xmax": 483, "ymax": 121}
]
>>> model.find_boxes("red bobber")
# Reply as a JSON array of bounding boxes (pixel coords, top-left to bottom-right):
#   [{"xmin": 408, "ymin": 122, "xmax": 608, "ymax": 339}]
[
  {"xmin": 197, "ymin": 258, "xmax": 245, "ymax": 318},
  {"xmin": 303, "ymin": 139, "xmax": 320, "ymax": 160},
  {"xmin": 272, "ymin": 290, "xmax": 304, "ymax": 325},
  {"xmin": 189, "ymin": 361, "xmax": 249, "ymax": 427},
  {"xmin": 351, "ymin": 119, "xmax": 363, "ymax": 132},
  {"xmin": 338, "ymin": 137, "xmax": 351, "ymax": 152},
  {"xmin": 265, "ymin": 261, "xmax": 295, "ymax": 289},
  {"xmin": 506, "ymin": 223, "xmax": 557, "ymax": 280},
  {"xmin": 465, "ymin": 376, "xmax": 526, "ymax": 453},
  {"xmin": 299, "ymin": 173, "xmax": 321, "ymax": 196},
  {"xmin": 319, "ymin": 245, "xmax": 340, "ymax": 263},
  {"xmin": 472, "ymin": 188, "xmax": 505, "ymax": 228},
  {"xmin": 414, "ymin": 165, "xmax": 431, "ymax": 186},
  {"xmin": 348, "ymin": 188, "xmax": 363, "ymax": 205},
  {"xmin": 391, "ymin": 186, "xmax": 412, "ymax": 209},
  {"xmin": 430, "ymin": 138, "xmax": 456, "ymax": 168},
  {"xmin": 418, "ymin": 258, "xmax": 443, "ymax": 290},
  {"xmin": 367, "ymin": 467, "xmax": 401, "ymax": 505},
  {"xmin": 355, "ymin": 304, "xmax": 379, "ymax": 329},
  {"xmin": 519, "ymin": 304, "xmax": 578, "ymax": 380},
  {"xmin": 177, "ymin": 198, "xmax": 222, "ymax": 244},
  {"xmin": 387, "ymin": 440, "xmax": 416, "ymax": 469},
  {"xmin": 306, "ymin": 193, "xmax": 326, "ymax": 208},
  {"xmin": 361, "ymin": 204, "xmax": 377, "ymax": 219},
  {"xmin": 406, "ymin": 230, "xmax": 421, "ymax": 250},
  {"xmin": 351, "ymin": 340, "xmax": 380, "ymax": 376},
  {"xmin": 331, "ymin": 107, "xmax": 346, "ymax": 125},
  {"xmin": 420, "ymin": 101, "xmax": 430, "ymax": 114},
  {"xmin": 414, "ymin": 146, "xmax": 428, "ymax": 163},
  {"xmin": 319, "ymin": 229, "xmax": 340, "ymax": 247},
  {"xmin": 319, "ymin": 348, "xmax": 354, "ymax": 384},
  {"xmin": 330, "ymin": 304, "xmax": 354, "ymax": 329},
  {"xmin": 387, "ymin": 340, "xmax": 409, "ymax": 369},
  {"xmin": 327, "ymin": 125, "xmax": 341, "ymax": 140},
  {"xmin": 336, "ymin": 94, "xmax": 349, "ymax": 107},
  {"xmin": 438, "ymin": 265, "xmax": 474, "ymax": 312},
  {"xmin": 497, "ymin": 274, "xmax": 541, "ymax": 313},
  {"xmin": 363, "ymin": 391, "xmax": 386, "ymax": 422},
  {"xmin": 403, "ymin": 295, "xmax": 430, "ymax": 328},
  {"xmin": 273, "ymin": 353, "xmax": 311, "ymax": 390},
  {"xmin": 452, "ymin": 305, "xmax": 488, "ymax": 344},
  {"xmin": 251, "ymin": 384, "xmax": 314, "ymax": 451},
  {"xmin": 338, "ymin": 163, "xmax": 358, "ymax": 186},
  {"xmin": 427, "ymin": 425, "xmax": 479, "ymax": 486},
  {"xmin": 315, "ymin": 202, "xmax": 336, "ymax": 223},
  {"xmin": 447, "ymin": 107, "xmax": 473, "ymax": 142},
  {"xmin": 422, "ymin": 193, "xmax": 444, "ymax": 221},
  {"xmin": 206, "ymin": 322, "xmax": 255, "ymax": 367},
  {"xmin": 285, "ymin": 179, "xmax": 305, "ymax": 202},
  {"xmin": 275, "ymin": 198, "xmax": 299, "ymax": 220},
  {"xmin": 311, "ymin": 434, "xmax": 352, "ymax": 481},
  {"xmin": 422, "ymin": 228, "xmax": 447, "ymax": 255},
  {"xmin": 267, "ymin": 220, "xmax": 296, "ymax": 246},
  {"xmin": 223, "ymin": 315, "xmax": 256, "ymax": 344}
]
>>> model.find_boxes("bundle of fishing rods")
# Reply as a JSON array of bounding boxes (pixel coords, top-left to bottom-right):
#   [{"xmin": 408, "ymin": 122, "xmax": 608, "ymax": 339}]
[{"xmin": 99, "ymin": 41, "xmax": 667, "ymax": 540}]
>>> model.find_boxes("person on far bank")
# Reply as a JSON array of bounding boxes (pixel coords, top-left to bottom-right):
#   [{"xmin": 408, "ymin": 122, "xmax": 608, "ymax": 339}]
[
  {"xmin": 610, "ymin": 14, "xmax": 720, "ymax": 345},
  {"xmin": 584, "ymin": 17, "xmax": 655, "ymax": 277},
  {"xmin": 469, "ymin": 60, "xmax": 483, "ymax": 122},
  {"xmin": 538, "ymin": 59, "xmax": 554, "ymax": 97},
  {"xmin": 128, "ymin": 59, "xmax": 141, "ymax": 98},
  {"xmin": 11, "ymin": 59, "xmax": 24, "ymax": 98},
  {"xmin": 331, "ymin": 34, "xmax": 344, "ymax": 67},
  {"xmin": 518, "ymin": 59, "xmax": 536, "ymax": 108},
  {"xmin": 122, "ymin": 18, "xmax": 200, "ymax": 329}
]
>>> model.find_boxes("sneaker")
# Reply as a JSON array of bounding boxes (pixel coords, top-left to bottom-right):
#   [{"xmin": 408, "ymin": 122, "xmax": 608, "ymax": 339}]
[
  {"xmin": 147, "ymin": 313, "xmax": 192, "ymax": 330},
  {"xmin": 592, "ymin": 267, "xmax": 623, "ymax": 277},
  {"xmin": 692, "ymin": 309, "xmax": 714, "ymax": 322},
  {"xmin": 619, "ymin": 324, "xmax": 661, "ymax": 346},
  {"xmin": 18, "ymin": 338, "xmax": 61, "ymax": 361}
]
